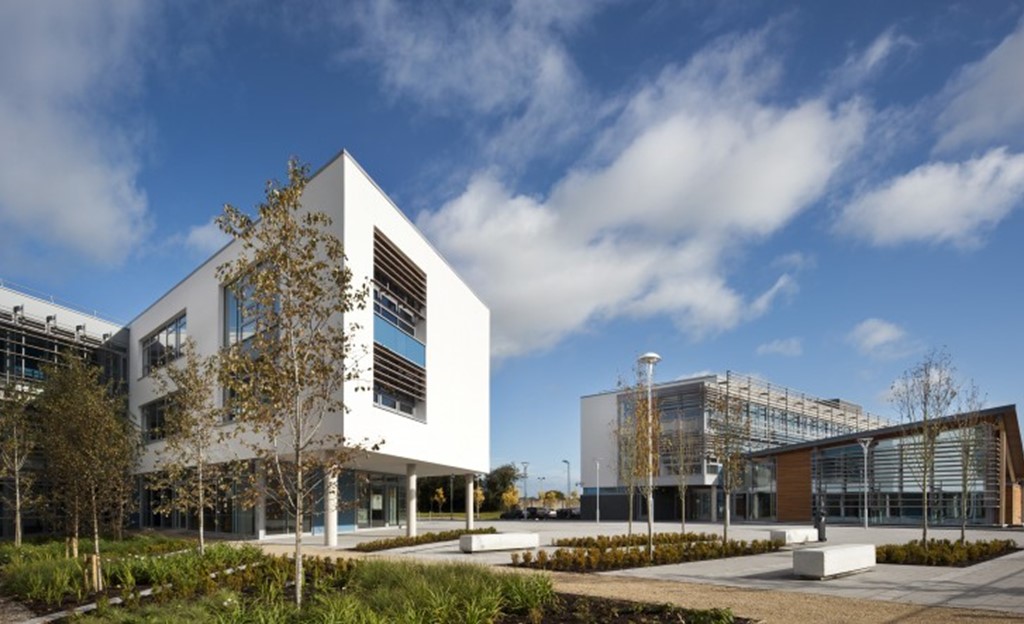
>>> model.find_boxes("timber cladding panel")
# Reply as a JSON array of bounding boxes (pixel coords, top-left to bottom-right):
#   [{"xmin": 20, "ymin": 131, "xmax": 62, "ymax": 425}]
[{"xmin": 776, "ymin": 449, "xmax": 813, "ymax": 522}]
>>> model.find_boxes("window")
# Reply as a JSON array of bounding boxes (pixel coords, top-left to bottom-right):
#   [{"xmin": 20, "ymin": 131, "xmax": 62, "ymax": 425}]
[
  {"xmin": 373, "ymin": 287, "xmax": 418, "ymax": 337},
  {"xmin": 141, "ymin": 314, "xmax": 187, "ymax": 376},
  {"xmin": 141, "ymin": 399, "xmax": 167, "ymax": 442},
  {"xmin": 373, "ymin": 382, "xmax": 417, "ymax": 417},
  {"xmin": 224, "ymin": 281, "xmax": 266, "ymax": 347}
]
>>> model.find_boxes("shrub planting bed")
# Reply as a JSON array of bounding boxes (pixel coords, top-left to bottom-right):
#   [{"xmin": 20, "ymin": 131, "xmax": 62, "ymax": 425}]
[
  {"xmin": 0, "ymin": 535, "xmax": 753, "ymax": 622},
  {"xmin": 353, "ymin": 526, "xmax": 498, "ymax": 552},
  {"xmin": 875, "ymin": 539, "xmax": 1019, "ymax": 567},
  {"xmin": 511, "ymin": 535, "xmax": 781, "ymax": 572},
  {"xmin": 552, "ymin": 531, "xmax": 723, "ymax": 549}
]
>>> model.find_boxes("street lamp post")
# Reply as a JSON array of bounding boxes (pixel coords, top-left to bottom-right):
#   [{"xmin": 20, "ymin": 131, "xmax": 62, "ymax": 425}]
[
  {"xmin": 595, "ymin": 458, "xmax": 601, "ymax": 523},
  {"xmin": 858, "ymin": 437, "xmax": 872, "ymax": 529},
  {"xmin": 638, "ymin": 352, "xmax": 661, "ymax": 558},
  {"xmin": 562, "ymin": 459, "xmax": 571, "ymax": 506},
  {"xmin": 521, "ymin": 462, "xmax": 529, "ymax": 504}
]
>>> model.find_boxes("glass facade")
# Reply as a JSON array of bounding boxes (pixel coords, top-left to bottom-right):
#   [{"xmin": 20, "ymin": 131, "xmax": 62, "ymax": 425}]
[
  {"xmin": 141, "ymin": 314, "xmax": 187, "ymax": 376},
  {"xmin": 811, "ymin": 425, "xmax": 1001, "ymax": 525}
]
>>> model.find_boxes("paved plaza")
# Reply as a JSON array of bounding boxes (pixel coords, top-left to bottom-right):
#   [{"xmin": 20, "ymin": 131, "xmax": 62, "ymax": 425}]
[{"xmin": 260, "ymin": 519, "xmax": 1024, "ymax": 617}]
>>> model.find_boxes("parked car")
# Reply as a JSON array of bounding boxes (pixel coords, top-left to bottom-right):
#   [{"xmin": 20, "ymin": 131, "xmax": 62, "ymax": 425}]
[
  {"xmin": 556, "ymin": 507, "xmax": 581, "ymax": 519},
  {"xmin": 526, "ymin": 507, "xmax": 557, "ymax": 519},
  {"xmin": 499, "ymin": 507, "xmax": 526, "ymax": 520}
]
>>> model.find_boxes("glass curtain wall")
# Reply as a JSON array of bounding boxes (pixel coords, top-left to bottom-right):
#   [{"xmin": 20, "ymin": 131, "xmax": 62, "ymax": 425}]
[{"xmin": 812, "ymin": 424, "xmax": 1001, "ymax": 525}]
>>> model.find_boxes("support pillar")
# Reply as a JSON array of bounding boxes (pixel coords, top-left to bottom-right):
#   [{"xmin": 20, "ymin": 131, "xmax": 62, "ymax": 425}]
[
  {"xmin": 406, "ymin": 463, "xmax": 418, "ymax": 538},
  {"xmin": 324, "ymin": 470, "xmax": 338, "ymax": 547},
  {"xmin": 465, "ymin": 474, "xmax": 475, "ymax": 530}
]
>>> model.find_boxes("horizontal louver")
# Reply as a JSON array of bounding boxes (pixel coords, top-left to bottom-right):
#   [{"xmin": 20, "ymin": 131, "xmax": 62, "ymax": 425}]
[
  {"xmin": 374, "ymin": 229, "xmax": 426, "ymax": 316},
  {"xmin": 374, "ymin": 343, "xmax": 426, "ymax": 402}
]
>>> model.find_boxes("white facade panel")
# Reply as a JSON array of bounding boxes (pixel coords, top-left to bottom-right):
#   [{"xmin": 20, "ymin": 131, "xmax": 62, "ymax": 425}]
[
  {"xmin": 580, "ymin": 392, "xmax": 619, "ymax": 487},
  {"xmin": 129, "ymin": 150, "xmax": 490, "ymax": 478}
]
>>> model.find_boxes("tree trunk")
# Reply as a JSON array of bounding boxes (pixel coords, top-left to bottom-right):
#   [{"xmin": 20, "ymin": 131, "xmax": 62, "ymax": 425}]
[
  {"xmin": 680, "ymin": 492, "xmax": 686, "ymax": 533},
  {"xmin": 14, "ymin": 465, "xmax": 22, "ymax": 548},
  {"xmin": 646, "ymin": 491, "xmax": 654, "ymax": 560},
  {"xmin": 90, "ymin": 488, "xmax": 103, "ymax": 592},
  {"xmin": 922, "ymin": 472, "xmax": 929, "ymax": 544},
  {"xmin": 294, "ymin": 463, "xmax": 304, "ymax": 607},
  {"xmin": 198, "ymin": 463, "xmax": 205, "ymax": 555},
  {"xmin": 71, "ymin": 500, "xmax": 80, "ymax": 559},
  {"xmin": 723, "ymin": 489, "xmax": 731, "ymax": 542},
  {"xmin": 627, "ymin": 488, "xmax": 634, "ymax": 537}
]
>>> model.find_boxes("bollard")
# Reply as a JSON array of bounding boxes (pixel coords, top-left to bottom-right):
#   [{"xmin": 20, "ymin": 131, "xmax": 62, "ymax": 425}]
[{"xmin": 817, "ymin": 511, "xmax": 827, "ymax": 542}]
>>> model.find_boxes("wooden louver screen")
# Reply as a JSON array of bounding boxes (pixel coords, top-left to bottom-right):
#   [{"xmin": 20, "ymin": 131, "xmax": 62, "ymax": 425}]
[
  {"xmin": 373, "ymin": 229, "xmax": 426, "ymax": 315},
  {"xmin": 374, "ymin": 343, "xmax": 427, "ymax": 402}
]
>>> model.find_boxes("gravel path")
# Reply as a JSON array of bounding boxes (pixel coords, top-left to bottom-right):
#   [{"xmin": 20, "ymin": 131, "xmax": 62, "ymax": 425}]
[{"xmin": 548, "ymin": 571, "xmax": 1024, "ymax": 624}]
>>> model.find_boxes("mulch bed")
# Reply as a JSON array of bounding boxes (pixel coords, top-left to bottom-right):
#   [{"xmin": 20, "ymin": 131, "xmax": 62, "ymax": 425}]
[{"xmin": 496, "ymin": 593, "xmax": 748, "ymax": 624}]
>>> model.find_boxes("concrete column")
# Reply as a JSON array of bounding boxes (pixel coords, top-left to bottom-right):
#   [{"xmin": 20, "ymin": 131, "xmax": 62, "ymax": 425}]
[
  {"xmin": 406, "ymin": 463, "xmax": 418, "ymax": 538},
  {"xmin": 465, "ymin": 474, "xmax": 475, "ymax": 530},
  {"xmin": 324, "ymin": 470, "xmax": 338, "ymax": 547}
]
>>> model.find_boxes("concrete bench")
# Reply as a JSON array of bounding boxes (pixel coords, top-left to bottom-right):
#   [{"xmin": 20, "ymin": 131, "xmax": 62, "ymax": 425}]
[
  {"xmin": 770, "ymin": 528, "xmax": 820, "ymax": 545},
  {"xmin": 459, "ymin": 532, "xmax": 540, "ymax": 553},
  {"xmin": 793, "ymin": 544, "xmax": 875, "ymax": 580}
]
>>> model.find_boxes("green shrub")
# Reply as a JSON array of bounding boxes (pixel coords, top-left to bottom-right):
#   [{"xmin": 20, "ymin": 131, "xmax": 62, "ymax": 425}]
[
  {"xmin": 352, "ymin": 527, "xmax": 497, "ymax": 552},
  {"xmin": 510, "ymin": 537, "xmax": 782, "ymax": 572},
  {"xmin": 551, "ymin": 531, "xmax": 721, "ymax": 549},
  {"xmin": 876, "ymin": 539, "xmax": 1018, "ymax": 567}
]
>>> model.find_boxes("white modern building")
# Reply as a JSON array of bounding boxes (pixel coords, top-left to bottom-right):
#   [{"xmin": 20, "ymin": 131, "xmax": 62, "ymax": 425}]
[
  {"xmin": 1, "ymin": 150, "xmax": 489, "ymax": 540},
  {"xmin": 580, "ymin": 372, "xmax": 890, "ymax": 523}
]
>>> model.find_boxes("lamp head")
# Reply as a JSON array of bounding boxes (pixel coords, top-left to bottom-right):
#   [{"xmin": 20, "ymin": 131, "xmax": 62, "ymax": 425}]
[{"xmin": 638, "ymin": 352, "xmax": 662, "ymax": 365}]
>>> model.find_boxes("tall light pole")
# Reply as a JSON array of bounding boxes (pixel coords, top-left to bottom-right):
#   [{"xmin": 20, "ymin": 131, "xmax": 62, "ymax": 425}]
[
  {"xmin": 858, "ymin": 437, "xmax": 872, "ymax": 529},
  {"xmin": 595, "ymin": 458, "xmax": 601, "ymax": 523},
  {"xmin": 562, "ymin": 459, "xmax": 571, "ymax": 506},
  {"xmin": 638, "ymin": 352, "xmax": 661, "ymax": 557},
  {"xmin": 521, "ymin": 462, "xmax": 529, "ymax": 504}
]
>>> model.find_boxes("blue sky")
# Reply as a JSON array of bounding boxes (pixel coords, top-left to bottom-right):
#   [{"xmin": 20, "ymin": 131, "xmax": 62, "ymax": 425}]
[{"xmin": 2, "ymin": 1, "xmax": 1023, "ymax": 494}]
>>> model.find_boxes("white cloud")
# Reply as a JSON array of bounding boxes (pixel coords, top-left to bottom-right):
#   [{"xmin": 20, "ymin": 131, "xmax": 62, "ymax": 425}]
[
  {"xmin": 771, "ymin": 251, "xmax": 816, "ymax": 272},
  {"xmin": 0, "ymin": 2, "xmax": 152, "ymax": 267},
  {"xmin": 835, "ymin": 148, "xmax": 1024, "ymax": 248},
  {"xmin": 935, "ymin": 19, "xmax": 1024, "ymax": 153},
  {"xmin": 830, "ymin": 28, "xmax": 915, "ymax": 93},
  {"xmin": 847, "ymin": 318, "xmax": 916, "ymax": 359},
  {"xmin": 756, "ymin": 338, "xmax": 802, "ymax": 357},
  {"xmin": 184, "ymin": 218, "xmax": 232, "ymax": 256},
  {"xmin": 331, "ymin": 0, "xmax": 596, "ymax": 162},
  {"xmin": 419, "ymin": 33, "xmax": 867, "ymax": 358}
]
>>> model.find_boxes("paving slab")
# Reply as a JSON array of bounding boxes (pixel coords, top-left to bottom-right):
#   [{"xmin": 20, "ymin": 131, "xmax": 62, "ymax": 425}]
[{"xmin": 256, "ymin": 519, "xmax": 1024, "ymax": 616}]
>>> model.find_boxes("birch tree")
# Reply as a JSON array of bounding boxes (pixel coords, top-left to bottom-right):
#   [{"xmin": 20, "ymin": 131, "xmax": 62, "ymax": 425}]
[
  {"xmin": 150, "ymin": 338, "xmax": 228, "ymax": 554},
  {"xmin": 617, "ymin": 366, "xmax": 660, "ymax": 558},
  {"xmin": 666, "ymin": 418, "xmax": 699, "ymax": 533},
  {"xmin": 953, "ymin": 380, "xmax": 986, "ymax": 543},
  {"xmin": 614, "ymin": 400, "xmax": 640, "ymax": 537},
  {"xmin": 37, "ymin": 354, "xmax": 137, "ymax": 589},
  {"xmin": 0, "ymin": 382, "xmax": 37, "ymax": 547},
  {"xmin": 891, "ymin": 348, "xmax": 957, "ymax": 544},
  {"xmin": 709, "ymin": 377, "xmax": 749, "ymax": 542},
  {"xmin": 216, "ymin": 159, "xmax": 377, "ymax": 606}
]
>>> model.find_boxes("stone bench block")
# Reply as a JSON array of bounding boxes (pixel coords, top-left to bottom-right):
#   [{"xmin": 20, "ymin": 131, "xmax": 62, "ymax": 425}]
[
  {"xmin": 459, "ymin": 532, "xmax": 540, "ymax": 553},
  {"xmin": 770, "ymin": 528, "xmax": 820, "ymax": 545},
  {"xmin": 793, "ymin": 544, "xmax": 876, "ymax": 580}
]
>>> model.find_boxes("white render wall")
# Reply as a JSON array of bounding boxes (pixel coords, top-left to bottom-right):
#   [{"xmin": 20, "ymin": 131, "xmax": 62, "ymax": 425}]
[
  {"xmin": 130, "ymin": 150, "xmax": 490, "ymax": 477},
  {"xmin": 580, "ymin": 392, "xmax": 620, "ymax": 488}
]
